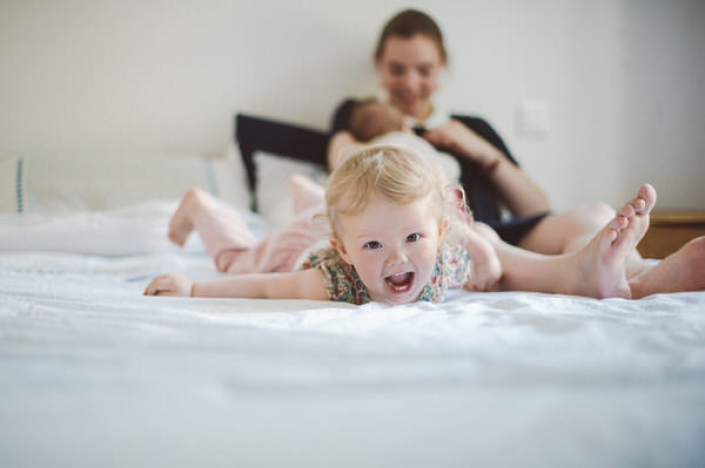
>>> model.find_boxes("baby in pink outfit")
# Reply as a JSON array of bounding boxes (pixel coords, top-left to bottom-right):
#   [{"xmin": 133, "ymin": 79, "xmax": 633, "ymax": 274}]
[{"xmin": 169, "ymin": 177, "xmax": 329, "ymax": 274}]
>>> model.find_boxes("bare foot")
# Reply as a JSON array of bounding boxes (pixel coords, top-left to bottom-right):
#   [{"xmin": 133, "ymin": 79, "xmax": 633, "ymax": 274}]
[
  {"xmin": 569, "ymin": 184, "xmax": 656, "ymax": 298},
  {"xmin": 168, "ymin": 188, "xmax": 213, "ymax": 246},
  {"xmin": 630, "ymin": 236, "xmax": 705, "ymax": 298},
  {"xmin": 287, "ymin": 173, "xmax": 325, "ymax": 214}
]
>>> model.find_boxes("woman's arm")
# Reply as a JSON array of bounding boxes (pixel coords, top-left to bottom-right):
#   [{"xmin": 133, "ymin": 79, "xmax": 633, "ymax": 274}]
[
  {"xmin": 424, "ymin": 120, "xmax": 550, "ymax": 218},
  {"xmin": 144, "ymin": 269, "xmax": 330, "ymax": 301}
]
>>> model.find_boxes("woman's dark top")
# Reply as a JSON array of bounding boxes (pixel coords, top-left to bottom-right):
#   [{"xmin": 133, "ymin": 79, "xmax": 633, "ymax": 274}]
[{"xmin": 331, "ymin": 99, "xmax": 548, "ymax": 245}]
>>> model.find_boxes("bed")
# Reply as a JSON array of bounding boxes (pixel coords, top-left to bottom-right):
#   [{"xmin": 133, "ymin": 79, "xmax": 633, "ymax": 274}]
[{"xmin": 1, "ymin": 115, "xmax": 704, "ymax": 468}]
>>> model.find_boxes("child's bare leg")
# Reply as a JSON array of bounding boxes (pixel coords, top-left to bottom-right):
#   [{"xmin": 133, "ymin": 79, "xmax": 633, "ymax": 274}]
[
  {"xmin": 495, "ymin": 184, "xmax": 656, "ymax": 298},
  {"xmin": 287, "ymin": 173, "xmax": 325, "ymax": 214},
  {"xmin": 629, "ymin": 236, "xmax": 705, "ymax": 298},
  {"xmin": 168, "ymin": 188, "xmax": 215, "ymax": 246},
  {"xmin": 518, "ymin": 202, "xmax": 649, "ymax": 280}
]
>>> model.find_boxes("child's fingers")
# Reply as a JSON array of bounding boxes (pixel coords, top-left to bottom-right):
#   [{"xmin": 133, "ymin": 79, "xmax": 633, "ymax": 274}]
[
  {"xmin": 143, "ymin": 279, "xmax": 159, "ymax": 295},
  {"xmin": 143, "ymin": 281, "xmax": 162, "ymax": 296},
  {"xmin": 143, "ymin": 275, "xmax": 176, "ymax": 296}
]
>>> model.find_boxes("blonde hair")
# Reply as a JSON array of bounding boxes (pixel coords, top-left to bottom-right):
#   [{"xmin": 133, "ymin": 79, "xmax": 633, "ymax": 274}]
[{"xmin": 325, "ymin": 145, "xmax": 468, "ymax": 239}]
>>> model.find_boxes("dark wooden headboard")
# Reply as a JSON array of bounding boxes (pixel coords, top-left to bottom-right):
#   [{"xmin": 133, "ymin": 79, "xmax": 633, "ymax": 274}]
[
  {"xmin": 234, "ymin": 112, "xmax": 515, "ymax": 222},
  {"xmin": 235, "ymin": 114, "xmax": 330, "ymax": 212}
]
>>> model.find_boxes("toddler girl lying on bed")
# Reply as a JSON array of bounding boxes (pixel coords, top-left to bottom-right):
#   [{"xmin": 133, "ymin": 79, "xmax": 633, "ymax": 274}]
[{"xmin": 144, "ymin": 144, "xmax": 659, "ymax": 304}]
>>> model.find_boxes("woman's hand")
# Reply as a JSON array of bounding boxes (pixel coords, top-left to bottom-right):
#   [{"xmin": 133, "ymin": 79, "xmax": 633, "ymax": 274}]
[
  {"xmin": 427, "ymin": 119, "xmax": 550, "ymax": 217},
  {"xmin": 143, "ymin": 273, "xmax": 193, "ymax": 296},
  {"xmin": 423, "ymin": 119, "xmax": 502, "ymax": 168}
]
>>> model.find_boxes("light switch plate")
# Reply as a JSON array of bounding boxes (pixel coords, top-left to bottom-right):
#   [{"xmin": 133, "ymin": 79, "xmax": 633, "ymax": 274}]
[{"xmin": 517, "ymin": 99, "xmax": 551, "ymax": 137}]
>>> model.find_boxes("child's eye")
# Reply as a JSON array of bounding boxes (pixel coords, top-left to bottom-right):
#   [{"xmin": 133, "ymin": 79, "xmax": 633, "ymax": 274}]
[
  {"xmin": 364, "ymin": 241, "xmax": 382, "ymax": 250},
  {"xmin": 406, "ymin": 233, "xmax": 421, "ymax": 243}
]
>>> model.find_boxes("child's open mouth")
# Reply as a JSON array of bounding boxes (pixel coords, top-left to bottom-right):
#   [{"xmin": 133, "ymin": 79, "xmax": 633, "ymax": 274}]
[{"xmin": 385, "ymin": 272, "xmax": 415, "ymax": 292}]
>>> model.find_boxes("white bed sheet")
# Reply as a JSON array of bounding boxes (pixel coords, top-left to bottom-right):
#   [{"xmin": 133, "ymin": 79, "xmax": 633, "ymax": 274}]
[{"xmin": 1, "ymin": 202, "xmax": 704, "ymax": 467}]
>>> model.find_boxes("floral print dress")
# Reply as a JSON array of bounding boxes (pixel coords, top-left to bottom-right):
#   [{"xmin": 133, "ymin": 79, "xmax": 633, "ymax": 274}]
[{"xmin": 299, "ymin": 244, "xmax": 472, "ymax": 305}]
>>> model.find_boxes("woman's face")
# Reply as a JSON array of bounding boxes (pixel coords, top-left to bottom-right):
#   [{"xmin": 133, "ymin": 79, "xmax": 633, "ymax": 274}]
[{"xmin": 375, "ymin": 35, "xmax": 445, "ymax": 121}]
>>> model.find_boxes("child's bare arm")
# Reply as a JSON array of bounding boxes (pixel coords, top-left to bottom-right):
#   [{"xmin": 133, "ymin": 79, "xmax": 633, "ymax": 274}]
[
  {"xmin": 458, "ymin": 225, "xmax": 502, "ymax": 291},
  {"xmin": 144, "ymin": 269, "xmax": 330, "ymax": 301}
]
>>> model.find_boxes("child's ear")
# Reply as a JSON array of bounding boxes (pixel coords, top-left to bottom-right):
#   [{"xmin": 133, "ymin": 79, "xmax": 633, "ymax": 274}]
[{"xmin": 330, "ymin": 236, "xmax": 353, "ymax": 264}]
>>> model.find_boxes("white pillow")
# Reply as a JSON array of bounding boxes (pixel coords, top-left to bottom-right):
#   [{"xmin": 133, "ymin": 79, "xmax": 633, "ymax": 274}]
[
  {"xmin": 0, "ymin": 148, "xmax": 250, "ymax": 214},
  {"xmin": 0, "ymin": 201, "xmax": 191, "ymax": 256},
  {"xmin": 212, "ymin": 142, "xmax": 251, "ymax": 211},
  {"xmin": 254, "ymin": 151, "xmax": 328, "ymax": 229},
  {"xmin": 0, "ymin": 201, "xmax": 271, "ymax": 257}
]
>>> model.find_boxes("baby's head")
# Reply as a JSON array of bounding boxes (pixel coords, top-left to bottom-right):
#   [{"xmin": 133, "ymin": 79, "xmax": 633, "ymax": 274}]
[
  {"xmin": 325, "ymin": 145, "xmax": 465, "ymax": 304},
  {"xmin": 350, "ymin": 98, "xmax": 406, "ymax": 142}
]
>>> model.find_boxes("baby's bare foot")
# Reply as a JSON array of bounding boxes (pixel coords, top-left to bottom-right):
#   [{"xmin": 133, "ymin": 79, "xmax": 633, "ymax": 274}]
[
  {"xmin": 570, "ymin": 184, "xmax": 656, "ymax": 298},
  {"xmin": 613, "ymin": 183, "xmax": 655, "ymax": 248},
  {"xmin": 168, "ymin": 188, "xmax": 212, "ymax": 246}
]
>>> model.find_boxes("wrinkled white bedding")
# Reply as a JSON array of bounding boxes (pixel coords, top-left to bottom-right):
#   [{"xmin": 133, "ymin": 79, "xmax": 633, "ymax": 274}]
[{"xmin": 1, "ymin": 203, "xmax": 704, "ymax": 467}]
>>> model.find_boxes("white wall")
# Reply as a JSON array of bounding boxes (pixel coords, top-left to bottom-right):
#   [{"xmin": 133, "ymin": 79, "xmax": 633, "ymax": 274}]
[{"xmin": 1, "ymin": 0, "xmax": 703, "ymax": 211}]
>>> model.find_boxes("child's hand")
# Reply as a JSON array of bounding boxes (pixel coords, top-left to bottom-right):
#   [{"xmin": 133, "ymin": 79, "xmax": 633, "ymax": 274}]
[
  {"xmin": 143, "ymin": 273, "xmax": 193, "ymax": 296},
  {"xmin": 465, "ymin": 255, "xmax": 502, "ymax": 292}
]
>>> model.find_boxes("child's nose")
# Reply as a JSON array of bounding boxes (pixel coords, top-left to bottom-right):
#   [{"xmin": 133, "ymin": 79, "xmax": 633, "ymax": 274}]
[{"xmin": 387, "ymin": 246, "xmax": 409, "ymax": 266}]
